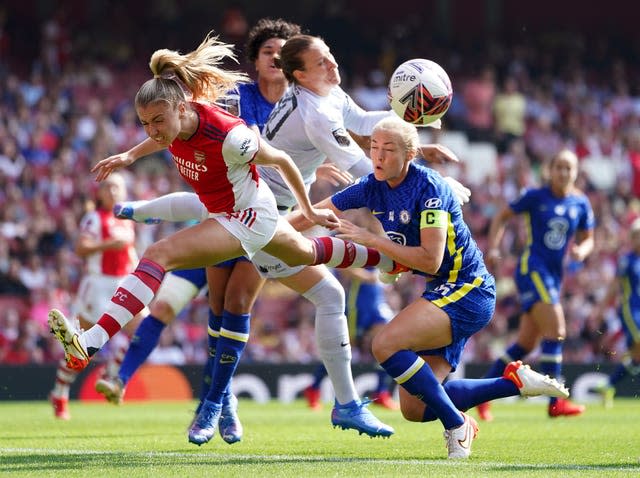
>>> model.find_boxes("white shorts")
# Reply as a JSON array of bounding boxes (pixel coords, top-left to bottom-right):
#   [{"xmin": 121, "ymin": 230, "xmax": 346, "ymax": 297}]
[
  {"xmin": 155, "ymin": 272, "xmax": 205, "ymax": 316},
  {"xmin": 210, "ymin": 180, "xmax": 279, "ymax": 259},
  {"xmin": 72, "ymin": 274, "xmax": 149, "ymax": 324},
  {"xmin": 250, "ymin": 219, "xmax": 332, "ymax": 279},
  {"xmin": 251, "ymin": 248, "xmax": 306, "ymax": 279}
]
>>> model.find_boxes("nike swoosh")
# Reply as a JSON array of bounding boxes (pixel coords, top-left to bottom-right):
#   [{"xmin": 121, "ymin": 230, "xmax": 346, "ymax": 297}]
[
  {"xmin": 340, "ymin": 342, "xmax": 349, "ymax": 347},
  {"xmin": 71, "ymin": 335, "xmax": 89, "ymax": 360},
  {"xmin": 220, "ymin": 358, "xmax": 236, "ymax": 364},
  {"xmin": 457, "ymin": 421, "xmax": 471, "ymax": 449},
  {"xmin": 508, "ymin": 371, "xmax": 523, "ymax": 388},
  {"xmin": 372, "ymin": 210, "xmax": 385, "ymax": 216}
]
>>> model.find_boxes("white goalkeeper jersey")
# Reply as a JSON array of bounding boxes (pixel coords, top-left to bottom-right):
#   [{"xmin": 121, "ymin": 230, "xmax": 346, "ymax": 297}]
[{"xmin": 260, "ymin": 84, "xmax": 391, "ymax": 208}]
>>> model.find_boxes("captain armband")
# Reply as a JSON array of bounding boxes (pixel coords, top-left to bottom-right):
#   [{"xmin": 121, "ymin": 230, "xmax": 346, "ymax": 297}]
[{"xmin": 420, "ymin": 209, "xmax": 448, "ymax": 228}]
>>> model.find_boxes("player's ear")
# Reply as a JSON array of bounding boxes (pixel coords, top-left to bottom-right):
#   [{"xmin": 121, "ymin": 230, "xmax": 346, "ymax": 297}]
[{"xmin": 292, "ymin": 69, "xmax": 305, "ymax": 84}]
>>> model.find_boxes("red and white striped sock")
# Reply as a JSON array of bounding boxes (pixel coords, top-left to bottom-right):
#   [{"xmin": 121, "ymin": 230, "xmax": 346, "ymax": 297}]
[
  {"xmin": 311, "ymin": 237, "xmax": 399, "ymax": 272},
  {"xmin": 51, "ymin": 358, "xmax": 78, "ymax": 399},
  {"xmin": 80, "ymin": 259, "xmax": 165, "ymax": 354},
  {"xmin": 104, "ymin": 334, "xmax": 130, "ymax": 379}
]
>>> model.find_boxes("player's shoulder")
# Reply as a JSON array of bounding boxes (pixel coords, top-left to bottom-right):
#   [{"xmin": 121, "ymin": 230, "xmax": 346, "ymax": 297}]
[
  {"xmin": 409, "ymin": 162, "xmax": 445, "ymax": 189},
  {"xmin": 78, "ymin": 209, "xmax": 101, "ymax": 232},
  {"xmin": 196, "ymin": 101, "xmax": 242, "ymax": 128},
  {"xmin": 238, "ymin": 82, "xmax": 259, "ymax": 96},
  {"xmin": 296, "ymin": 86, "xmax": 341, "ymax": 123},
  {"xmin": 222, "ymin": 124, "xmax": 259, "ymax": 158},
  {"xmin": 568, "ymin": 187, "xmax": 592, "ymax": 205}
]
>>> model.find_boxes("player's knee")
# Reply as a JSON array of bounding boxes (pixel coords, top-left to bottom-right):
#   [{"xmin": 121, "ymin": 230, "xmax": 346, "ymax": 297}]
[
  {"xmin": 148, "ymin": 300, "xmax": 176, "ymax": 324},
  {"xmin": 143, "ymin": 239, "xmax": 175, "ymax": 269},
  {"xmin": 304, "ymin": 274, "xmax": 345, "ymax": 313},
  {"xmin": 223, "ymin": 293, "xmax": 256, "ymax": 314},
  {"xmin": 371, "ymin": 331, "xmax": 391, "ymax": 363}
]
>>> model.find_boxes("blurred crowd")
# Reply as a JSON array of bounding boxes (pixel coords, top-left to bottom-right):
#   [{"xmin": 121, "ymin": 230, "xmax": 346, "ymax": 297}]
[{"xmin": 1, "ymin": 3, "xmax": 639, "ymax": 368}]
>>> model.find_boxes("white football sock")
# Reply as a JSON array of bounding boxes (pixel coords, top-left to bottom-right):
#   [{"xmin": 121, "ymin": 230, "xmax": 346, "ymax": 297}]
[
  {"xmin": 302, "ymin": 273, "xmax": 358, "ymax": 405},
  {"xmin": 130, "ymin": 192, "xmax": 207, "ymax": 223}
]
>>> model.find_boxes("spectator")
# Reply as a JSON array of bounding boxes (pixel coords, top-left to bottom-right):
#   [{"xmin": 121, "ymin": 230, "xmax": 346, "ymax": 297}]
[{"xmin": 493, "ymin": 76, "xmax": 527, "ymax": 154}]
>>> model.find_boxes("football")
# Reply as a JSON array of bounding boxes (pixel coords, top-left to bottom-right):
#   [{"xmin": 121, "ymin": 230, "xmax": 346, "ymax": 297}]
[{"xmin": 388, "ymin": 59, "xmax": 453, "ymax": 126}]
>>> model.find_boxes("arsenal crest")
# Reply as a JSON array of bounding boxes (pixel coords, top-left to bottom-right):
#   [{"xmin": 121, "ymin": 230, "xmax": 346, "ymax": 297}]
[{"xmin": 194, "ymin": 151, "xmax": 206, "ymax": 163}]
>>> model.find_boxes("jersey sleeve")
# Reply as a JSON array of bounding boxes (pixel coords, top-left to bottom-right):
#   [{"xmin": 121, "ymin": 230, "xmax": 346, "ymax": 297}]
[
  {"xmin": 578, "ymin": 195, "xmax": 595, "ymax": 230},
  {"xmin": 238, "ymin": 85, "xmax": 258, "ymax": 128},
  {"xmin": 221, "ymin": 124, "xmax": 260, "ymax": 164},
  {"xmin": 418, "ymin": 178, "xmax": 452, "ymax": 230},
  {"xmin": 509, "ymin": 188, "xmax": 536, "ymax": 213},
  {"xmin": 78, "ymin": 211, "xmax": 100, "ymax": 240},
  {"xmin": 341, "ymin": 89, "xmax": 394, "ymax": 135},
  {"xmin": 331, "ymin": 176, "xmax": 371, "ymax": 211},
  {"xmin": 304, "ymin": 107, "xmax": 370, "ymax": 172}
]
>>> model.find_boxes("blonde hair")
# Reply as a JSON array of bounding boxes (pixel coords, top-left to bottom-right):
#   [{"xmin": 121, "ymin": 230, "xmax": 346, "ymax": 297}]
[
  {"xmin": 371, "ymin": 116, "xmax": 419, "ymax": 157},
  {"xmin": 96, "ymin": 172, "xmax": 127, "ymax": 208},
  {"xmin": 550, "ymin": 148, "xmax": 578, "ymax": 168},
  {"xmin": 541, "ymin": 148, "xmax": 579, "ymax": 184},
  {"xmin": 135, "ymin": 32, "xmax": 249, "ymax": 107}
]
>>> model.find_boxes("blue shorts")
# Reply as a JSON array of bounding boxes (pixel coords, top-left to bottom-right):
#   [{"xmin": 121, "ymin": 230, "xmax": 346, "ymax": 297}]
[
  {"xmin": 171, "ymin": 258, "xmax": 250, "ymax": 288},
  {"xmin": 215, "ymin": 256, "xmax": 249, "ymax": 268},
  {"xmin": 171, "ymin": 267, "xmax": 207, "ymax": 289},
  {"xmin": 514, "ymin": 261, "xmax": 561, "ymax": 312},
  {"xmin": 418, "ymin": 275, "xmax": 496, "ymax": 371},
  {"xmin": 350, "ymin": 302, "xmax": 394, "ymax": 339},
  {"xmin": 619, "ymin": 305, "xmax": 640, "ymax": 348}
]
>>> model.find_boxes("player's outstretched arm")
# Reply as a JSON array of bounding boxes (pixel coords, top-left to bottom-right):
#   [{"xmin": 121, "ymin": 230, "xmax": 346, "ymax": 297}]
[{"xmin": 92, "ymin": 138, "xmax": 164, "ymax": 181}]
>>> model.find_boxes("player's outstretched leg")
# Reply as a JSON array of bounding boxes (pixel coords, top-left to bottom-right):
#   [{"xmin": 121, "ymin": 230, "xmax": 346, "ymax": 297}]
[
  {"xmin": 48, "ymin": 309, "xmax": 90, "ymax": 371},
  {"xmin": 502, "ymin": 361, "xmax": 569, "ymax": 398},
  {"xmin": 218, "ymin": 392, "xmax": 243, "ymax": 444},
  {"xmin": 113, "ymin": 202, "xmax": 161, "ymax": 224},
  {"xmin": 188, "ymin": 399, "xmax": 222, "ymax": 446},
  {"xmin": 331, "ymin": 398, "xmax": 394, "ymax": 438}
]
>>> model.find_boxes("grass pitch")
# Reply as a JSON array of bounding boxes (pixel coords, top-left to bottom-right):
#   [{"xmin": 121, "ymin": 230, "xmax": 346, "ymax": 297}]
[{"xmin": 1, "ymin": 398, "xmax": 638, "ymax": 477}]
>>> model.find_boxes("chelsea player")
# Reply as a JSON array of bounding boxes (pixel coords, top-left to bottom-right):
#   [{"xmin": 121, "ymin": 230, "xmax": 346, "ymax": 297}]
[
  {"xmin": 591, "ymin": 217, "xmax": 640, "ymax": 408},
  {"xmin": 291, "ymin": 116, "xmax": 570, "ymax": 459},
  {"xmin": 477, "ymin": 149, "xmax": 595, "ymax": 421}
]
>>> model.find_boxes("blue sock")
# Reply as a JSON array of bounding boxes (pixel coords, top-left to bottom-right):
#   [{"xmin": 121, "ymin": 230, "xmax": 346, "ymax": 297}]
[
  {"xmin": 609, "ymin": 363, "xmax": 628, "ymax": 386},
  {"xmin": 205, "ymin": 310, "xmax": 250, "ymax": 404},
  {"xmin": 610, "ymin": 359, "xmax": 640, "ymax": 386},
  {"xmin": 422, "ymin": 378, "xmax": 519, "ymax": 422},
  {"xmin": 380, "ymin": 350, "xmax": 463, "ymax": 429},
  {"xmin": 484, "ymin": 343, "xmax": 528, "ymax": 378},
  {"xmin": 311, "ymin": 364, "xmax": 327, "ymax": 389},
  {"xmin": 118, "ymin": 315, "xmax": 165, "ymax": 385},
  {"xmin": 540, "ymin": 339, "xmax": 563, "ymax": 405},
  {"xmin": 199, "ymin": 311, "xmax": 222, "ymax": 404},
  {"xmin": 375, "ymin": 369, "xmax": 391, "ymax": 394}
]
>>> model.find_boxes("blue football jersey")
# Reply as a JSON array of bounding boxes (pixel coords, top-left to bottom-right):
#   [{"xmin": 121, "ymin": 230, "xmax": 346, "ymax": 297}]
[
  {"xmin": 238, "ymin": 82, "xmax": 277, "ymax": 133},
  {"xmin": 510, "ymin": 186, "xmax": 595, "ymax": 279},
  {"xmin": 618, "ymin": 251, "xmax": 640, "ymax": 315},
  {"xmin": 331, "ymin": 162, "xmax": 489, "ymax": 284}
]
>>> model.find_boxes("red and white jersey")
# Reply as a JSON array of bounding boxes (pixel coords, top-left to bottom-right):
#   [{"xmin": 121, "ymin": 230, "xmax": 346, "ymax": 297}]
[
  {"xmin": 79, "ymin": 208, "xmax": 136, "ymax": 277},
  {"xmin": 168, "ymin": 102, "xmax": 261, "ymax": 214}
]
